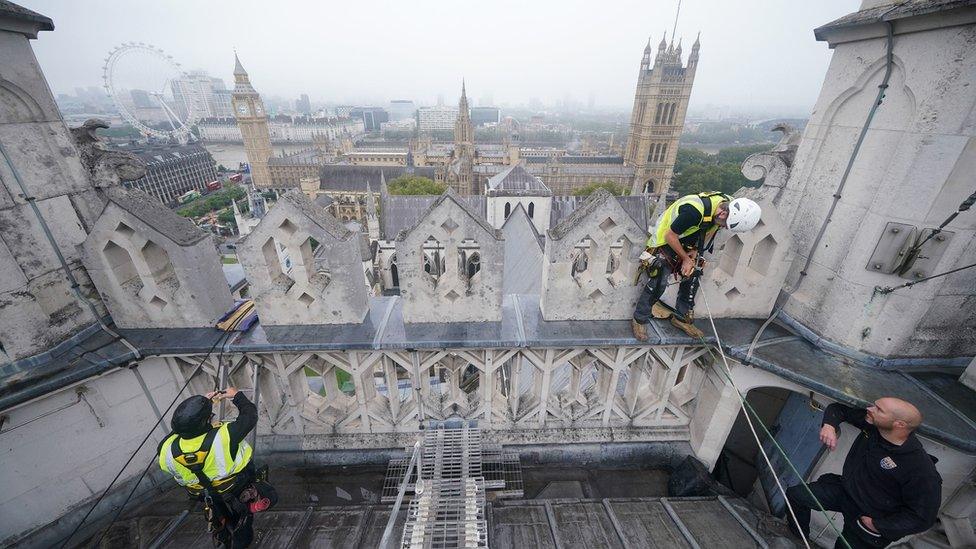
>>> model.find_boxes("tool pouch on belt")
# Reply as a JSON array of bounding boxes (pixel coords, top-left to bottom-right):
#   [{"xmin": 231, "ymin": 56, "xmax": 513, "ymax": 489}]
[
  {"xmin": 237, "ymin": 465, "xmax": 278, "ymax": 514},
  {"xmin": 637, "ymin": 249, "xmax": 665, "ymax": 283}
]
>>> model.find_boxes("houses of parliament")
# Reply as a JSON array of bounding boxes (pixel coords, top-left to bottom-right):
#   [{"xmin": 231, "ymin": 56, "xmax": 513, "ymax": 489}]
[{"xmin": 232, "ymin": 33, "xmax": 699, "ymax": 197}]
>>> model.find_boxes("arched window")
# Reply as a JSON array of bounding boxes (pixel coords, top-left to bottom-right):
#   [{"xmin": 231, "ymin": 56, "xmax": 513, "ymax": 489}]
[
  {"xmin": 660, "ymin": 144, "xmax": 668, "ymax": 162},
  {"xmin": 667, "ymin": 103, "xmax": 677, "ymax": 125},
  {"xmin": 527, "ymin": 202, "xmax": 535, "ymax": 218},
  {"xmin": 571, "ymin": 248, "xmax": 589, "ymax": 277},
  {"xmin": 466, "ymin": 252, "xmax": 481, "ymax": 279},
  {"xmin": 390, "ymin": 255, "xmax": 400, "ymax": 287},
  {"xmin": 422, "ymin": 237, "xmax": 443, "ymax": 280},
  {"xmin": 654, "ymin": 102, "xmax": 664, "ymax": 124},
  {"xmin": 649, "ymin": 143, "xmax": 661, "ymax": 163},
  {"xmin": 504, "ymin": 202, "xmax": 511, "ymax": 219}
]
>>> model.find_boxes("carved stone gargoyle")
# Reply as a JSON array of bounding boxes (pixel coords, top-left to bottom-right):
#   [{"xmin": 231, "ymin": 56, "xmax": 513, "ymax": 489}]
[
  {"xmin": 740, "ymin": 123, "xmax": 802, "ymax": 203},
  {"xmin": 70, "ymin": 119, "xmax": 146, "ymax": 188}
]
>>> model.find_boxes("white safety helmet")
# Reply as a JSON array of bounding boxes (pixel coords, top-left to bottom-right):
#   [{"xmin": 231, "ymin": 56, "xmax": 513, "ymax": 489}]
[{"xmin": 725, "ymin": 198, "xmax": 762, "ymax": 233}]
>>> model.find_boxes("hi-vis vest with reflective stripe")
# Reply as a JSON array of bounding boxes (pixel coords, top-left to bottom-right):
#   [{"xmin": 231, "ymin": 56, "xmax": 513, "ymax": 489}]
[
  {"xmin": 648, "ymin": 192, "xmax": 731, "ymax": 248},
  {"xmin": 158, "ymin": 423, "xmax": 252, "ymax": 490}
]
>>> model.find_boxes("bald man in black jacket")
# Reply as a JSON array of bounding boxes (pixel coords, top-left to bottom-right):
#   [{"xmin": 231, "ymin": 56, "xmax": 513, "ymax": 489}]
[{"xmin": 786, "ymin": 398, "xmax": 941, "ymax": 548}]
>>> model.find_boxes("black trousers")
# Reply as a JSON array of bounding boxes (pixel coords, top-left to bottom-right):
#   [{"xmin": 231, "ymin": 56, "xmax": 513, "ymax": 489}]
[
  {"xmin": 633, "ymin": 247, "xmax": 700, "ymax": 324},
  {"xmin": 786, "ymin": 474, "xmax": 892, "ymax": 549},
  {"xmin": 205, "ymin": 464, "xmax": 257, "ymax": 549}
]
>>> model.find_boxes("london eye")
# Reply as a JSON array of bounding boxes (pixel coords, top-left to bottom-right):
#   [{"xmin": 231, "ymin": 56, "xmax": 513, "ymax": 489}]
[{"xmin": 102, "ymin": 42, "xmax": 198, "ymax": 143}]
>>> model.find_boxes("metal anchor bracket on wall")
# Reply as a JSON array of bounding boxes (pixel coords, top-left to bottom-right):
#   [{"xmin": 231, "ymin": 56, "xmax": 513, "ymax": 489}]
[{"xmin": 865, "ymin": 222, "xmax": 954, "ymax": 280}]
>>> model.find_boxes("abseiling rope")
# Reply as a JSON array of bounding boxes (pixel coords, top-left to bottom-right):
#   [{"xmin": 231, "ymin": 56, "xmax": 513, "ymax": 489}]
[
  {"xmin": 698, "ymin": 290, "xmax": 853, "ymax": 549},
  {"xmin": 59, "ymin": 330, "xmax": 231, "ymax": 549}
]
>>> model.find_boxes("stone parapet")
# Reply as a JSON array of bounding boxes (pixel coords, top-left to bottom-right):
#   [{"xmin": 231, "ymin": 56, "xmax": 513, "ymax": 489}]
[
  {"xmin": 541, "ymin": 189, "xmax": 645, "ymax": 321},
  {"xmin": 237, "ymin": 189, "xmax": 368, "ymax": 325},
  {"xmin": 395, "ymin": 189, "xmax": 504, "ymax": 323},
  {"xmin": 699, "ymin": 190, "xmax": 794, "ymax": 318},
  {"xmin": 81, "ymin": 187, "xmax": 233, "ymax": 328}
]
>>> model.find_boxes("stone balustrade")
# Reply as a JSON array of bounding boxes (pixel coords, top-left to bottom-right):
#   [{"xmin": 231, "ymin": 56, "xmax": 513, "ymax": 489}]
[{"xmin": 162, "ymin": 344, "xmax": 710, "ymax": 442}]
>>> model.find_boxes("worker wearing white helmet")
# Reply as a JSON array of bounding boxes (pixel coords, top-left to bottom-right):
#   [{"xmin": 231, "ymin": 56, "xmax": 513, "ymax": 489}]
[{"xmin": 633, "ymin": 192, "xmax": 761, "ymax": 340}]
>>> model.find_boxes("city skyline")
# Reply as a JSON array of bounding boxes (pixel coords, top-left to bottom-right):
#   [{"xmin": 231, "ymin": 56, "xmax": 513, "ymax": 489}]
[{"xmin": 25, "ymin": 0, "xmax": 857, "ymax": 116}]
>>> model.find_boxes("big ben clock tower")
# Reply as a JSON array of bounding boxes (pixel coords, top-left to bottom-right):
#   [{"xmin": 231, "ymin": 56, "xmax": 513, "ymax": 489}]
[{"xmin": 231, "ymin": 53, "xmax": 273, "ymax": 189}]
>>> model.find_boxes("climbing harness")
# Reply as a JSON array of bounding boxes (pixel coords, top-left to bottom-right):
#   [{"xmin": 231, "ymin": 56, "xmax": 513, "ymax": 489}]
[{"xmin": 60, "ymin": 331, "xmax": 233, "ymax": 549}]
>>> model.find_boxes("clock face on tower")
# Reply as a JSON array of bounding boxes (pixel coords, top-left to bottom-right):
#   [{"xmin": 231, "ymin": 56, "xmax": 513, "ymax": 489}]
[{"xmin": 237, "ymin": 102, "xmax": 249, "ymax": 116}]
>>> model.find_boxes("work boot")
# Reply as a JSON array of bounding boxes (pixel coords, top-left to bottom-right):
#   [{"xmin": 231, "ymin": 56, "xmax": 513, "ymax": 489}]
[
  {"xmin": 651, "ymin": 301, "xmax": 672, "ymax": 319},
  {"xmin": 670, "ymin": 312, "xmax": 705, "ymax": 339},
  {"xmin": 631, "ymin": 319, "xmax": 648, "ymax": 342}
]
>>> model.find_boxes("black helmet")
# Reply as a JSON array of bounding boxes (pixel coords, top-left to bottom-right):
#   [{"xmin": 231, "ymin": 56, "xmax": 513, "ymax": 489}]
[{"xmin": 171, "ymin": 395, "xmax": 213, "ymax": 437}]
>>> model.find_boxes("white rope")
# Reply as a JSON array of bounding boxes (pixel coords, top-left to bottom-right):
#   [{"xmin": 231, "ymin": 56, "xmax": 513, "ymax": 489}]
[{"xmin": 699, "ymin": 290, "xmax": 813, "ymax": 549}]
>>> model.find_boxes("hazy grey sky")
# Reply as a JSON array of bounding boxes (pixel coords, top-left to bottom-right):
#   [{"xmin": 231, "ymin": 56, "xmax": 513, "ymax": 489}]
[{"xmin": 23, "ymin": 0, "xmax": 859, "ymax": 114}]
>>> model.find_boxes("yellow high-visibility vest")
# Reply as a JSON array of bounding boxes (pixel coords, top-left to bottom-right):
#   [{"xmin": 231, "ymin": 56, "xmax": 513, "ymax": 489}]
[
  {"xmin": 158, "ymin": 423, "xmax": 252, "ymax": 493},
  {"xmin": 648, "ymin": 192, "xmax": 730, "ymax": 249}
]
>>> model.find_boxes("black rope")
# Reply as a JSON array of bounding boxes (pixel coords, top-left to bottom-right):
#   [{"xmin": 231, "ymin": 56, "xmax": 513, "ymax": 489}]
[
  {"xmin": 875, "ymin": 261, "xmax": 976, "ymax": 296},
  {"xmin": 58, "ymin": 331, "xmax": 230, "ymax": 549}
]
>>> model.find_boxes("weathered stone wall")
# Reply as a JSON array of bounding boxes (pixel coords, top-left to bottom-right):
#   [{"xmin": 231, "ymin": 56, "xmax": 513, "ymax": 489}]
[
  {"xmin": 0, "ymin": 22, "xmax": 105, "ymax": 361},
  {"xmin": 396, "ymin": 190, "xmax": 504, "ymax": 323},
  {"xmin": 0, "ymin": 359, "xmax": 178, "ymax": 547},
  {"xmin": 699, "ymin": 189, "xmax": 795, "ymax": 318},
  {"xmin": 486, "ymin": 195, "xmax": 552, "ymax": 235},
  {"xmin": 238, "ymin": 190, "xmax": 368, "ymax": 325},
  {"xmin": 776, "ymin": 20, "xmax": 976, "ymax": 357},
  {"xmin": 81, "ymin": 188, "xmax": 233, "ymax": 328},
  {"xmin": 540, "ymin": 190, "xmax": 644, "ymax": 321}
]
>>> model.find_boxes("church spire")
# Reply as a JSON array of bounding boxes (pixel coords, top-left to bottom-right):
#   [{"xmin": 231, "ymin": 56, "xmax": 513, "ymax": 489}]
[
  {"xmin": 641, "ymin": 37, "xmax": 652, "ymax": 70},
  {"xmin": 454, "ymin": 79, "xmax": 473, "ymax": 147},
  {"xmin": 459, "ymin": 79, "xmax": 470, "ymax": 112},
  {"xmin": 365, "ymin": 179, "xmax": 379, "ymax": 242}
]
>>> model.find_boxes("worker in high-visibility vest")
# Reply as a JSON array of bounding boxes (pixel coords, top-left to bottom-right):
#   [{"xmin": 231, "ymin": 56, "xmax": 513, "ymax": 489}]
[
  {"xmin": 632, "ymin": 192, "xmax": 761, "ymax": 340},
  {"xmin": 158, "ymin": 388, "xmax": 275, "ymax": 548}
]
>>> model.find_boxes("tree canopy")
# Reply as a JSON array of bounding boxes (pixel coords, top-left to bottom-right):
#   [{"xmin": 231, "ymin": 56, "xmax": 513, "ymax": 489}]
[
  {"xmin": 176, "ymin": 184, "xmax": 246, "ymax": 218},
  {"xmin": 670, "ymin": 145, "xmax": 769, "ymax": 197},
  {"xmin": 572, "ymin": 181, "xmax": 630, "ymax": 197},
  {"xmin": 388, "ymin": 176, "xmax": 445, "ymax": 195}
]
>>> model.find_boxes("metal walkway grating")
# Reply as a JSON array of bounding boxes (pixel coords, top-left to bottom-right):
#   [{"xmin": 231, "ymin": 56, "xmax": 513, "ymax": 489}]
[
  {"xmin": 379, "ymin": 423, "xmax": 525, "ymax": 547},
  {"xmin": 420, "ymin": 425, "xmax": 483, "ymax": 481},
  {"xmin": 382, "ymin": 458, "xmax": 415, "ymax": 503},
  {"xmin": 382, "ymin": 431, "xmax": 523, "ymax": 503},
  {"xmin": 400, "ymin": 478, "xmax": 488, "ymax": 549},
  {"xmin": 481, "ymin": 453, "xmax": 523, "ymax": 498}
]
